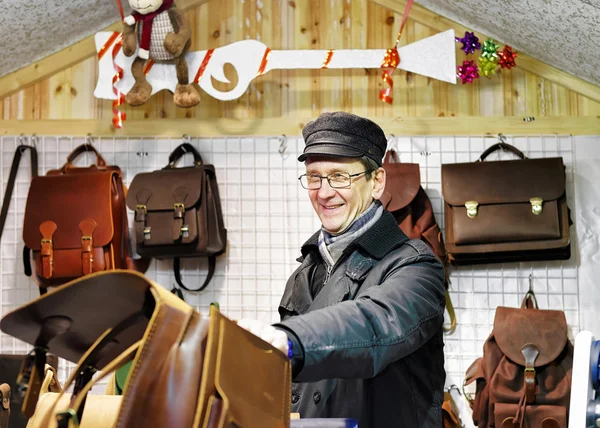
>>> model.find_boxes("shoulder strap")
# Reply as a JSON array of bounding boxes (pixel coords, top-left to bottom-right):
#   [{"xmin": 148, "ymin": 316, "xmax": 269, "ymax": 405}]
[
  {"xmin": 173, "ymin": 256, "xmax": 216, "ymax": 292},
  {"xmin": 0, "ymin": 145, "xmax": 38, "ymax": 241}
]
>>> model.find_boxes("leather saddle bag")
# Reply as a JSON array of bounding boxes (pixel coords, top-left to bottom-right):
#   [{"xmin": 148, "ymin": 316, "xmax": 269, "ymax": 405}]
[
  {"xmin": 22, "ymin": 144, "xmax": 144, "ymax": 292},
  {"xmin": 1, "ymin": 270, "xmax": 291, "ymax": 428},
  {"xmin": 126, "ymin": 143, "xmax": 227, "ymax": 292},
  {"xmin": 442, "ymin": 142, "xmax": 572, "ymax": 265}
]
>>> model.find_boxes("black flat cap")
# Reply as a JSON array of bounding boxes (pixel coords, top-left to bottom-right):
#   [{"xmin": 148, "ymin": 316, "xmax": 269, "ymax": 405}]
[{"xmin": 298, "ymin": 112, "xmax": 387, "ymax": 166}]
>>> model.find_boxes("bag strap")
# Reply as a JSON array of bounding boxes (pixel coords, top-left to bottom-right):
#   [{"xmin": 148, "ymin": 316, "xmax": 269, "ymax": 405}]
[
  {"xmin": 0, "ymin": 145, "xmax": 38, "ymax": 241},
  {"xmin": 173, "ymin": 256, "xmax": 216, "ymax": 292},
  {"xmin": 521, "ymin": 290, "xmax": 539, "ymax": 309},
  {"xmin": 383, "ymin": 150, "xmax": 399, "ymax": 164},
  {"xmin": 54, "ymin": 341, "xmax": 141, "ymax": 428},
  {"xmin": 443, "ymin": 288, "xmax": 457, "ymax": 335},
  {"xmin": 166, "ymin": 143, "xmax": 203, "ymax": 168},
  {"xmin": 478, "ymin": 142, "xmax": 527, "ymax": 162},
  {"xmin": 59, "ymin": 144, "xmax": 107, "ymax": 173}
]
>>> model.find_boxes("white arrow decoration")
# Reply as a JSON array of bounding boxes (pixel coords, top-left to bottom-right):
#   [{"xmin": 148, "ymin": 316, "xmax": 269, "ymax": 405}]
[{"xmin": 94, "ymin": 29, "xmax": 456, "ymax": 102}]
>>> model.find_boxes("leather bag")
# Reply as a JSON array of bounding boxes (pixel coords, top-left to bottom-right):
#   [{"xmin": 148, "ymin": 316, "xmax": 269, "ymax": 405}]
[
  {"xmin": 1, "ymin": 270, "xmax": 291, "ymax": 428},
  {"xmin": 126, "ymin": 143, "xmax": 227, "ymax": 292},
  {"xmin": 381, "ymin": 150, "xmax": 456, "ymax": 333},
  {"xmin": 463, "ymin": 292, "xmax": 573, "ymax": 427},
  {"xmin": 21, "ymin": 144, "xmax": 144, "ymax": 292},
  {"xmin": 442, "ymin": 143, "xmax": 572, "ymax": 265},
  {"xmin": 0, "ymin": 353, "xmax": 58, "ymax": 428}
]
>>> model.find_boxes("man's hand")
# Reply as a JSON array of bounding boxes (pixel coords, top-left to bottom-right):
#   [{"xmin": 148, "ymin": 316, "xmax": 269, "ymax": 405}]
[{"xmin": 237, "ymin": 319, "xmax": 289, "ymax": 357}]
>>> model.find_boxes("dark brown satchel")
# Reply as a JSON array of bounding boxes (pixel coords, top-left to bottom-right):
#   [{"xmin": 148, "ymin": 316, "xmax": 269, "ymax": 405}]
[
  {"xmin": 21, "ymin": 144, "xmax": 144, "ymax": 293},
  {"xmin": 126, "ymin": 143, "xmax": 227, "ymax": 292},
  {"xmin": 464, "ymin": 292, "xmax": 573, "ymax": 427},
  {"xmin": 381, "ymin": 150, "xmax": 455, "ymax": 333},
  {"xmin": 442, "ymin": 142, "xmax": 572, "ymax": 265}
]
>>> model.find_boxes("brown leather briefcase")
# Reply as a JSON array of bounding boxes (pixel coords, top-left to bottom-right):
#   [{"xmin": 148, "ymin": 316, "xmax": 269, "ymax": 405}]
[
  {"xmin": 126, "ymin": 143, "xmax": 227, "ymax": 292},
  {"xmin": 1, "ymin": 270, "xmax": 291, "ymax": 428},
  {"xmin": 21, "ymin": 144, "xmax": 144, "ymax": 292},
  {"xmin": 442, "ymin": 142, "xmax": 572, "ymax": 265}
]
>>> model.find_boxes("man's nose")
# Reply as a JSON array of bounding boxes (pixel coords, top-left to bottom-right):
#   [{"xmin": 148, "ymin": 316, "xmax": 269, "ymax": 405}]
[{"xmin": 317, "ymin": 178, "xmax": 336, "ymax": 198}]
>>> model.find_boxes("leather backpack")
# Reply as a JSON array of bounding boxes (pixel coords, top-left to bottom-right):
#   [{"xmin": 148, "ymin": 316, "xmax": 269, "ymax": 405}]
[
  {"xmin": 381, "ymin": 150, "xmax": 455, "ymax": 333},
  {"xmin": 464, "ymin": 292, "xmax": 573, "ymax": 427},
  {"xmin": 126, "ymin": 143, "xmax": 227, "ymax": 292},
  {"xmin": 19, "ymin": 144, "xmax": 144, "ymax": 293}
]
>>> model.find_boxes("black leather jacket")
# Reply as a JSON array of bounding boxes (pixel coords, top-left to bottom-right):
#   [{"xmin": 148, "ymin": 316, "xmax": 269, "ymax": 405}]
[{"xmin": 275, "ymin": 210, "xmax": 446, "ymax": 428}]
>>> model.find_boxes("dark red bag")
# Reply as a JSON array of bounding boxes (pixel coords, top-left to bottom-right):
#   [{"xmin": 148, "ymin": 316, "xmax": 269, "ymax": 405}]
[{"xmin": 381, "ymin": 150, "xmax": 455, "ymax": 333}]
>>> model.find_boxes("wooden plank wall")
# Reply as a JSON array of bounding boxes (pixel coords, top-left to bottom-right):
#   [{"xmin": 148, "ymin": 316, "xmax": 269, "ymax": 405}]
[{"xmin": 1, "ymin": 0, "xmax": 599, "ymax": 121}]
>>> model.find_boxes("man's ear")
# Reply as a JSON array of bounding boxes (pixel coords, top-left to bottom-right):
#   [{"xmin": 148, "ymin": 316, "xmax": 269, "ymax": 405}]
[{"xmin": 371, "ymin": 167, "xmax": 386, "ymax": 199}]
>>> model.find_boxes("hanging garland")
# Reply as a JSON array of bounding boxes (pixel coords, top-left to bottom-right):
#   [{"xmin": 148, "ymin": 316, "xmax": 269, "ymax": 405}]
[{"xmin": 455, "ymin": 32, "xmax": 518, "ymax": 84}]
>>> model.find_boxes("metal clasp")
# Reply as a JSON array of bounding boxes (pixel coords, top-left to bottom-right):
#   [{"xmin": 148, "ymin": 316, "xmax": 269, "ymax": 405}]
[
  {"xmin": 465, "ymin": 201, "xmax": 479, "ymax": 218},
  {"xmin": 180, "ymin": 225, "xmax": 189, "ymax": 238},
  {"xmin": 143, "ymin": 227, "xmax": 151, "ymax": 240},
  {"xmin": 530, "ymin": 197, "xmax": 543, "ymax": 215}
]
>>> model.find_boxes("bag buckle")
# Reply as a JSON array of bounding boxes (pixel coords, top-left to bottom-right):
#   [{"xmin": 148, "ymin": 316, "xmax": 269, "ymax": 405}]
[
  {"xmin": 135, "ymin": 205, "xmax": 147, "ymax": 221},
  {"xmin": 465, "ymin": 201, "xmax": 479, "ymax": 218},
  {"xmin": 174, "ymin": 203, "xmax": 185, "ymax": 219},
  {"xmin": 530, "ymin": 197, "xmax": 543, "ymax": 215},
  {"xmin": 144, "ymin": 227, "xmax": 151, "ymax": 240}
]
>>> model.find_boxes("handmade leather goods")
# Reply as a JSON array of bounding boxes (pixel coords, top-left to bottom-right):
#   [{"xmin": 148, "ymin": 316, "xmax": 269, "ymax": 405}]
[
  {"xmin": 442, "ymin": 391, "xmax": 461, "ymax": 428},
  {"xmin": 0, "ymin": 383, "xmax": 10, "ymax": 428},
  {"xmin": 442, "ymin": 142, "xmax": 571, "ymax": 265},
  {"xmin": 1, "ymin": 270, "xmax": 291, "ymax": 428},
  {"xmin": 21, "ymin": 144, "xmax": 145, "ymax": 292},
  {"xmin": 463, "ymin": 292, "xmax": 573, "ymax": 427},
  {"xmin": 126, "ymin": 143, "xmax": 227, "ymax": 292},
  {"xmin": 0, "ymin": 354, "xmax": 58, "ymax": 428},
  {"xmin": 381, "ymin": 150, "xmax": 456, "ymax": 333}
]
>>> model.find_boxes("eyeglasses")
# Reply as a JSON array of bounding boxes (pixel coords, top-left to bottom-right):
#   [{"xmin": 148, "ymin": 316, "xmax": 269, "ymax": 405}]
[{"xmin": 298, "ymin": 170, "xmax": 373, "ymax": 190}]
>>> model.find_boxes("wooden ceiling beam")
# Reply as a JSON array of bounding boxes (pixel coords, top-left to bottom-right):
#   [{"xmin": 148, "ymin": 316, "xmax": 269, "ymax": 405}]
[
  {"xmin": 0, "ymin": 0, "xmax": 209, "ymax": 99},
  {"xmin": 372, "ymin": 0, "xmax": 600, "ymax": 104},
  {"xmin": 2, "ymin": 116, "xmax": 599, "ymax": 137}
]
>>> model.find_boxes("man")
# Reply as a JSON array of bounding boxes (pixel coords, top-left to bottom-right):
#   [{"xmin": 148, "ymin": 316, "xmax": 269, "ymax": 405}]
[{"xmin": 239, "ymin": 112, "xmax": 446, "ymax": 427}]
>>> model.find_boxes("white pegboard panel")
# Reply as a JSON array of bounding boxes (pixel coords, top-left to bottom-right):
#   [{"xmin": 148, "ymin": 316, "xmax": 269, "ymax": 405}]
[{"xmin": 0, "ymin": 134, "xmax": 580, "ymax": 395}]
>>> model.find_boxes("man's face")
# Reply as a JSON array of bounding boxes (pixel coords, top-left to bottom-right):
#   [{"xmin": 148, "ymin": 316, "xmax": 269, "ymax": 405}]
[{"xmin": 305, "ymin": 156, "xmax": 385, "ymax": 235}]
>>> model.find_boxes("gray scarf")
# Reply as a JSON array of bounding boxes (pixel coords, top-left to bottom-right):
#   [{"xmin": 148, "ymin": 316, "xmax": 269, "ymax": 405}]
[{"xmin": 318, "ymin": 200, "xmax": 383, "ymax": 269}]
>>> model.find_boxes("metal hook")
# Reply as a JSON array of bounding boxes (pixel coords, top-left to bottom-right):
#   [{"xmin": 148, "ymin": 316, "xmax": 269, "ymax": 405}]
[
  {"xmin": 386, "ymin": 134, "xmax": 395, "ymax": 151},
  {"xmin": 528, "ymin": 274, "xmax": 534, "ymax": 293},
  {"xmin": 18, "ymin": 133, "xmax": 27, "ymax": 147},
  {"xmin": 278, "ymin": 134, "xmax": 287, "ymax": 155},
  {"xmin": 182, "ymin": 134, "xmax": 192, "ymax": 145},
  {"xmin": 85, "ymin": 133, "xmax": 94, "ymax": 146},
  {"xmin": 30, "ymin": 134, "xmax": 39, "ymax": 148}
]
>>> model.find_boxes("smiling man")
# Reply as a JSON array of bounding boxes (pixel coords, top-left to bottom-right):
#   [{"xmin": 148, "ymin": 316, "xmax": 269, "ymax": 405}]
[{"xmin": 239, "ymin": 112, "xmax": 446, "ymax": 427}]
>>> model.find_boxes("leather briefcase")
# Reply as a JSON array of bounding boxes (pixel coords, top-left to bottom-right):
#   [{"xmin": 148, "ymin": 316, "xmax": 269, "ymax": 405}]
[
  {"xmin": 442, "ymin": 142, "xmax": 572, "ymax": 265},
  {"xmin": 1, "ymin": 270, "xmax": 291, "ymax": 428},
  {"xmin": 126, "ymin": 143, "xmax": 227, "ymax": 292},
  {"xmin": 22, "ymin": 144, "xmax": 145, "ymax": 292}
]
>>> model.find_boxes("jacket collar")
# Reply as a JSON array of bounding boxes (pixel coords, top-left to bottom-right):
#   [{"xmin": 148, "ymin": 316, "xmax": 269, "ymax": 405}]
[{"xmin": 300, "ymin": 210, "xmax": 409, "ymax": 260}]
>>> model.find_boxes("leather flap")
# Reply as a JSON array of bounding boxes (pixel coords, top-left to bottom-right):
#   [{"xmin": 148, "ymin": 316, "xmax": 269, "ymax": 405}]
[
  {"xmin": 126, "ymin": 167, "xmax": 208, "ymax": 211},
  {"xmin": 212, "ymin": 308, "xmax": 291, "ymax": 426},
  {"xmin": 0, "ymin": 271, "xmax": 153, "ymax": 369},
  {"xmin": 442, "ymin": 157, "xmax": 565, "ymax": 206},
  {"xmin": 23, "ymin": 171, "xmax": 116, "ymax": 250},
  {"xmin": 380, "ymin": 163, "xmax": 420, "ymax": 211},
  {"xmin": 493, "ymin": 306, "xmax": 567, "ymax": 367}
]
